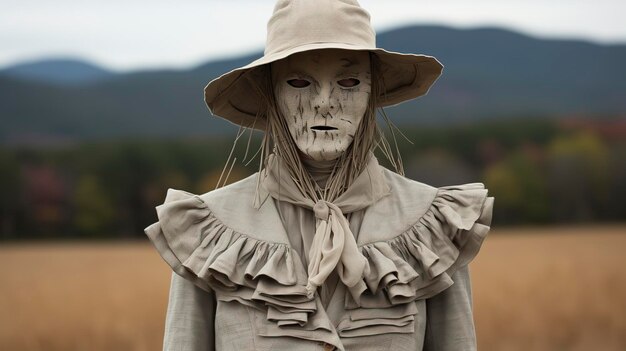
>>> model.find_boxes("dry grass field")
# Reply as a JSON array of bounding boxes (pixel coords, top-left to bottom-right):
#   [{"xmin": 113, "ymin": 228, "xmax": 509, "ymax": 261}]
[{"xmin": 1, "ymin": 225, "xmax": 625, "ymax": 351}]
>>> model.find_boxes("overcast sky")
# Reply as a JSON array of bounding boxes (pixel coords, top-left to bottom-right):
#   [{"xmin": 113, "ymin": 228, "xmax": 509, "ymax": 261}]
[{"xmin": 2, "ymin": 0, "xmax": 625, "ymax": 71}]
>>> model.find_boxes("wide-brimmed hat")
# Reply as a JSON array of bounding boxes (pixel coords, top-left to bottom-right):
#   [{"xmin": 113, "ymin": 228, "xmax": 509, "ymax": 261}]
[{"xmin": 204, "ymin": 0, "xmax": 444, "ymax": 131}]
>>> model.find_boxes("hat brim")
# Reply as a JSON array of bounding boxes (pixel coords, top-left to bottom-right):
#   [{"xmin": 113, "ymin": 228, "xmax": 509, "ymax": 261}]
[{"xmin": 204, "ymin": 42, "xmax": 444, "ymax": 131}]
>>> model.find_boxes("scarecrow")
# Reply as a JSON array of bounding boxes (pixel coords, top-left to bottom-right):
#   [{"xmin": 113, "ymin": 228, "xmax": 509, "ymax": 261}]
[{"xmin": 145, "ymin": 0, "xmax": 494, "ymax": 350}]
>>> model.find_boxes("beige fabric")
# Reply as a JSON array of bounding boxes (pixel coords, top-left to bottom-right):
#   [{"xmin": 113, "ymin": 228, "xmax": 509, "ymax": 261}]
[
  {"xmin": 203, "ymin": 0, "xmax": 444, "ymax": 131},
  {"xmin": 259, "ymin": 151, "xmax": 390, "ymax": 298},
  {"xmin": 144, "ymin": 157, "xmax": 495, "ymax": 350}
]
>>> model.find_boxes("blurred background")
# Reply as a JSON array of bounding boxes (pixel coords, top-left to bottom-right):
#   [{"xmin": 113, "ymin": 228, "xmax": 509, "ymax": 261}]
[{"xmin": 1, "ymin": 0, "xmax": 624, "ymax": 350}]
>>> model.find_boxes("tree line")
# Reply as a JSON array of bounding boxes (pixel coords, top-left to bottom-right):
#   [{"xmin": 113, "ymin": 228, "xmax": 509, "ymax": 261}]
[{"xmin": 0, "ymin": 117, "xmax": 624, "ymax": 240}]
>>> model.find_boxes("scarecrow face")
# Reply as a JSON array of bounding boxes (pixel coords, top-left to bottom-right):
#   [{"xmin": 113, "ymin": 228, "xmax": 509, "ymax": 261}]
[{"xmin": 271, "ymin": 49, "xmax": 371, "ymax": 161}]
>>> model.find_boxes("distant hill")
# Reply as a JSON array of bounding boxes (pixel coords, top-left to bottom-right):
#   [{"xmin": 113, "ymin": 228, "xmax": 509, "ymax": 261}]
[
  {"xmin": 0, "ymin": 58, "xmax": 116, "ymax": 85},
  {"xmin": 378, "ymin": 26, "xmax": 626, "ymax": 123},
  {"xmin": 1, "ymin": 25, "xmax": 625, "ymax": 145}
]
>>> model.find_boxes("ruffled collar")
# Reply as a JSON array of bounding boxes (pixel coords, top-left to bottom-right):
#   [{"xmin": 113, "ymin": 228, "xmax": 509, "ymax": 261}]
[{"xmin": 144, "ymin": 165, "xmax": 494, "ymax": 347}]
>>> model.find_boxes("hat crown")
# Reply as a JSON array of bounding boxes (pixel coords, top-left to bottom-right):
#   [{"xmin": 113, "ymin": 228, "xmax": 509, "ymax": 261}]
[{"xmin": 265, "ymin": 0, "xmax": 376, "ymax": 55}]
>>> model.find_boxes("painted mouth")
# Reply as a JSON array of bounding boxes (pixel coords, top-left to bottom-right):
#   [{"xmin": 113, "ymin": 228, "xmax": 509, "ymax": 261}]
[{"xmin": 311, "ymin": 126, "xmax": 338, "ymax": 131}]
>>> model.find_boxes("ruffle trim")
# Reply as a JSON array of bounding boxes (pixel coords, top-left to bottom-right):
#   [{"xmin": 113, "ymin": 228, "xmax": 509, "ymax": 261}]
[
  {"xmin": 336, "ymin": 183, "xmax": 493, "ymax": 336},
  {"xmin": 144, "ymin": 189, "xmax": 316, "ymax": 329},
  {"xmin": 144, "ymin": 183, "xmax": 493, "ymax": 337}
]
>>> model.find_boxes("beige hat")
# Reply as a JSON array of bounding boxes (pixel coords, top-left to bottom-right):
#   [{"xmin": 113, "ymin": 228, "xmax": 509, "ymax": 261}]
[{"xmin": 204, "ymin": 0, "xmax": 444, "ymax": 131}]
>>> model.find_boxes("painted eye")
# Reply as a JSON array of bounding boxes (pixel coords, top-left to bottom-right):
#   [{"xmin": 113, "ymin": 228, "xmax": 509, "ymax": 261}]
[
  {"xmin": 337, "ymin": 78, "xmax": 360, "ymax": 88},
  {"xmin": 287, "ymin": 79, "xmax": 311, "ymax": 88}
]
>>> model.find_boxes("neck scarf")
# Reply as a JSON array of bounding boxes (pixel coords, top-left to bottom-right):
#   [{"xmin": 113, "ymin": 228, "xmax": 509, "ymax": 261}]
[
  {"xmin": 299, "ymin": 155, "xmax": 336, "ymax": 190},
  {"xmin": 259, "ymin": 151, "xmax": 391, "ymax": 298}
]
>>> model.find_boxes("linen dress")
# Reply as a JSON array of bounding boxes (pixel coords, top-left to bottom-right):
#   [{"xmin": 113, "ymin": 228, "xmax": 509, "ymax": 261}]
[{"xmin": 145, "ymin": 154, "xmax": 494, "ymax": 351}]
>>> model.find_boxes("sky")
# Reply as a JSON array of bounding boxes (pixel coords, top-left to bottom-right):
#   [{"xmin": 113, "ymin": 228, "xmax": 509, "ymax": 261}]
[{"xmin": 1, "ymin": 0, "xmax": 625, "ymax": 72}]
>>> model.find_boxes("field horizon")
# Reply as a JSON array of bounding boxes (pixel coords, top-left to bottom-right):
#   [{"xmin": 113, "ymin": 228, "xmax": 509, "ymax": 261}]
[{"xmin": 1, "ymin": 224, "xmax": 625, "ymax": 350}]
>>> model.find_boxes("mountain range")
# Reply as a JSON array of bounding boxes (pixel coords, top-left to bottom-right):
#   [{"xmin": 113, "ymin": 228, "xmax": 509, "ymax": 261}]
[{"xmin": 1, "ymin": 25, "xmax": 625, "ymax": 145}]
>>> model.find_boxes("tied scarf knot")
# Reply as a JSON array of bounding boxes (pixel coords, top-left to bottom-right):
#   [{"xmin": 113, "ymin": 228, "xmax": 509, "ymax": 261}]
[{"xmin": 313, "ymin": 200, "xmax": 330, "ymax": 221}]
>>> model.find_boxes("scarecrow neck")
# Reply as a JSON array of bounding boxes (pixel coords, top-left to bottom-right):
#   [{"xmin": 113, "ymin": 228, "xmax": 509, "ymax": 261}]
[{"xmin": 300, "ymin": 156, "xmax": 339, "ymax": 189}]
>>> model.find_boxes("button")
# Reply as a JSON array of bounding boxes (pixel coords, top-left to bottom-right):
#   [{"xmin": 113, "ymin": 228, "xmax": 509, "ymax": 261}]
[{"xmin": 322, "ymin": 343, "xmax": 335, "ymax": 351}]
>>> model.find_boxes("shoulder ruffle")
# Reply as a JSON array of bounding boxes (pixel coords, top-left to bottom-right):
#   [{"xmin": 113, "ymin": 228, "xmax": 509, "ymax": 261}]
[
  {"xmin": 336, "ymin": 182, "xmax": 493, "ymax": 337},
  {"xmin": 144, "ymin": 188, "xmax": 317, "ymax": 328},
  {"xmin": 348, "ymin": 182, "xmax": 493, "ymax": 307}
]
